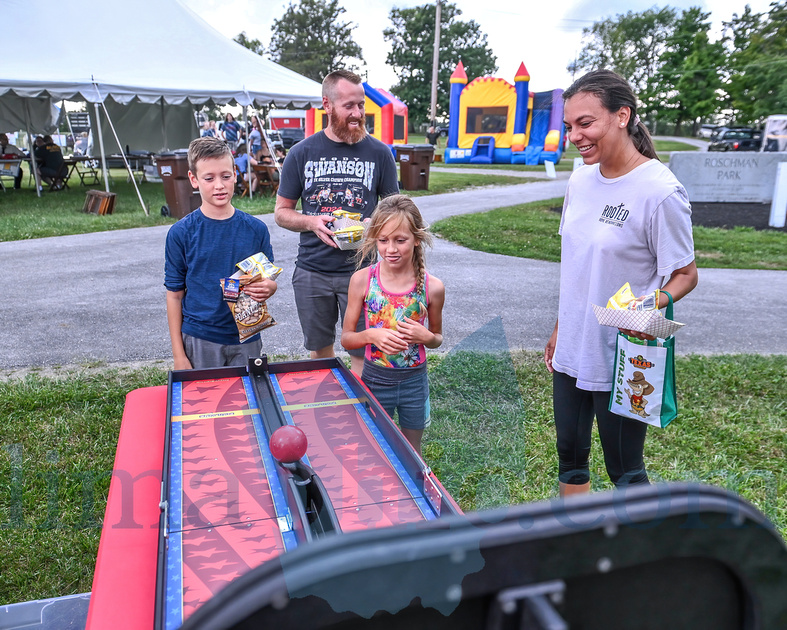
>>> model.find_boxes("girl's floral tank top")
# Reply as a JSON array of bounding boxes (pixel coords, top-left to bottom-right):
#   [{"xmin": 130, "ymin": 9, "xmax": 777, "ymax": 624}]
[{"xmin": 364, "ymin": 262, "xmax": 429, "ymax": 368}]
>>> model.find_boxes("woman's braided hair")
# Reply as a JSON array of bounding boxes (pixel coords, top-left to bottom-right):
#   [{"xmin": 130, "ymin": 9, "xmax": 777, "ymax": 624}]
[
  {"xmin": 356, "ymin": 194, "xmax": 433, "ymax": 293},
  {"xmin": 563, "ymin": 69, "xmax": 658, "ymax": 160}
]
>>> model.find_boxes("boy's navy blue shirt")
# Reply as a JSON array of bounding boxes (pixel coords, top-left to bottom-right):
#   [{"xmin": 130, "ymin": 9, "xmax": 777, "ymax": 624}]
[{"xmin": 164, "ymin": 208, "xmax": 274, "ymax": 345}]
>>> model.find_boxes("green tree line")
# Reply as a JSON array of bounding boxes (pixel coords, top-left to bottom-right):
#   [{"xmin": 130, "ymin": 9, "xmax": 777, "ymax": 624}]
[
  {"xmin": 234, "ymin": 0, "xmax": 785, "ymax": 133},
  {"xmin": 569, "ymin": 2, "xmax": 787, "ymax": 133}
]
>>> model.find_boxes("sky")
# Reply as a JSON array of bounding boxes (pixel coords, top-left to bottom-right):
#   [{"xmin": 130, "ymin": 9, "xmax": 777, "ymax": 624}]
[{"xmin": 183, "ymin": 0, "xmax": 775, "ymax": 94}]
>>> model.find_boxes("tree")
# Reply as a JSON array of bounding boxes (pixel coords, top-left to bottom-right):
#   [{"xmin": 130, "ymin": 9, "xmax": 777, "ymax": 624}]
[
  {"xmin": 656, "ymin": 8, "xmax": 724, "ymax": 133},
  {"xmin": 234, "ymin": 32, "xmax": 265, "ymax": 56},
  {"xmin": 722, "ymin": 5, "xmax": 767, "ymax": 123},
  {"xmin": 268, "ymin": 0, "xmax": 364, "ymax": 82},
  {"xmin": 569, "ymin": 8, "xmax": 677, "ymax": 121},
  {"xmin": 723, "ymin": 1, "xmax": 787, "ymax": 123},
  {"xmin": 384, "ymin": 2, "xmax": 497, "ymax": 127}
]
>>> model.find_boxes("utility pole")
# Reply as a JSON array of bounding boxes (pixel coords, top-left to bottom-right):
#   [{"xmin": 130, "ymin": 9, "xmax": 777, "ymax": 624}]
[{"xmin": 429, "ymin": 0, "xmax": 441, "ymax": 126}]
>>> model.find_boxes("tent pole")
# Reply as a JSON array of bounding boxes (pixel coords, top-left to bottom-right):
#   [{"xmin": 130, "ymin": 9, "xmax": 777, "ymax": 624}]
[
  {"xmin": 101, "ymin": 102, "xmax": 149, "ymax": 216},
  {"xmin": 94, "ymin": 103, "xmax": 110, "ymax": 193},
  {"xmin": 23, "ymin": 100, "xmax": 42, "ymax": 197},
  {"xmin": 193, "ymin": 104, "xmax": 200, "ymax": 137},
  {"xmin": 63, "ymin": 101, "xmax": 75, "ymax": 153},
  {"xmin": 161, "ymin": 100, "xmax": 168, "ymax": 151},
  {"xmin": 243, "ymin": 105, "xmax": 252, "ymax": 200}
]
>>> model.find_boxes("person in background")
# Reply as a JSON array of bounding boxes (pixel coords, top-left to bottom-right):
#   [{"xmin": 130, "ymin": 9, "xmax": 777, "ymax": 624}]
[
  {"xmin": 543, "ymin": 69, "xmax": 698, "ymax": 497},
  {"xmin": 73, "ymin": 132, "xmax": 89, "ymax": 156},
  {"xmin": 220, "ymin": 113, "xmax": 242, "ymax": 152},
  {"xmin": 248, "ymin": 115, "xmax": 263, "ymax": 159},
  {"xmin": 233, "ymin": 142, "xmax": 258, "ymax": 194},
  {"xmin": 274, "ymin": 145, "xmax": 287, "ymax": 165},
  {"xmin": 34, "ymin": 135, "xmax": 67, "ymax": 190},
  {"xmin": 274, "ymin": 69, "xmax": 399, "ymax": 375},
  {"xmin": 0, "ymin": 133, "xmax": 25, "ymax": 189},
  {"xmin": 425, "ymin": 125, "xmax": 441, "ymax": 149},
  {"xmin": 164, "ymin": 136, "xmax": 276, "ymax": 370},
  {"xmin": 200, "ymin": 120, "xmax": 216, "ymax": 138}
]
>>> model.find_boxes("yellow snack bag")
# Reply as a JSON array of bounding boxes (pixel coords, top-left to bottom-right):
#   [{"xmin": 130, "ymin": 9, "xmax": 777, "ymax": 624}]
[
  {"xmin": 332, "ymin": 209, "xmax": 362, "ymax": 221},
  {"xmin": 235, "ymin": 252, "xmax": 282, "ymax": 281},
  {"xmin": 606, "ymin": 283, "xmax": 660, "ymax": 311},
  {"xmin": 333, "ymin": 225, "xmax": 365, "ymax": 244},
  {"xmin": 607, "ymin": 283, "xmax": 636, "ymax": 309}
]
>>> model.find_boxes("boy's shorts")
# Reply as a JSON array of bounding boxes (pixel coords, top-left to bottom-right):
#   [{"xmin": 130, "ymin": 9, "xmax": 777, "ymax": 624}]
[
  {"xmin": 292, "ymin": 266, "xmax": 364, "ymax": 357},
  {"xmin": 362, "ymin": 360, "xmax": 431, "ymax": 431},
  {"xmin": 183, "ymin": 333, "xmax": 262, "ymax": 369}
]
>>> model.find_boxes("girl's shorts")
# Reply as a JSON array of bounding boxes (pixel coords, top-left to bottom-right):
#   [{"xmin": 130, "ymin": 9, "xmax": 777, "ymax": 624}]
[{"xmin": 362, "ymin": 360, "xmax": 430, "ymax": 431}]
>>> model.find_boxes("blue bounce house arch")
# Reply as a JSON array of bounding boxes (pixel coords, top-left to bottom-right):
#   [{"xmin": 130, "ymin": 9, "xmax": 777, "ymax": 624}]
[{"xmin": 444, "ymin": 61, "xmax": 565, "ymax": 166}]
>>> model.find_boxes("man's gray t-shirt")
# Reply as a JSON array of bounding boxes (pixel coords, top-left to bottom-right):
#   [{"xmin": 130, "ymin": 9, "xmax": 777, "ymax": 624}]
[{"xmin": 277, "ymin": 131, "xmax": 399, "ymax": 275}]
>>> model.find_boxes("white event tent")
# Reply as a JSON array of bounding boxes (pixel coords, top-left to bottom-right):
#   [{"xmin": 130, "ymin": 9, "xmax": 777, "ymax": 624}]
[{"xmin": 0, "ymin": 0, "xmax": 323, "ymax": 205}]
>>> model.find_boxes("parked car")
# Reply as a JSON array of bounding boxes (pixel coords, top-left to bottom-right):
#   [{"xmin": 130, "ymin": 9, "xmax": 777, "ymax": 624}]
[
  {"xmin": 707, "ymin": 127, "xmax": 761, "ymax": 151},
  {"xmin": 698, "ymin": 124, "xmax": 719, "ymax": 138},
  {"xmin": 278, "ymin": 127, "xmax": 305, "ymax": 149},
  {"xmin": 264, "ymin": 129, "xmax": 281, "ymax": 144}
]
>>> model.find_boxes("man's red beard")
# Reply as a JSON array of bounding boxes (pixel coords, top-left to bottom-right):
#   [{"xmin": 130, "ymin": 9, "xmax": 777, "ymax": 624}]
[{"xmin": 329, "ymin": 113, "xmax": 367, "ymax": 144}]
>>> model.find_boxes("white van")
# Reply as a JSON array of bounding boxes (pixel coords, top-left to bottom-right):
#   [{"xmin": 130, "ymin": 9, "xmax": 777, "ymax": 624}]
[{"xmin": 762, "ymin": 115, "xmax": 787, "ymax": 152}]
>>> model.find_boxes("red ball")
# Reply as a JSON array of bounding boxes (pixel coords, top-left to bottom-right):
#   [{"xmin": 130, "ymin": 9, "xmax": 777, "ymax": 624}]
[{"xmin": 269, "ymin": 425, "xmax": 308, "ymax": 463}]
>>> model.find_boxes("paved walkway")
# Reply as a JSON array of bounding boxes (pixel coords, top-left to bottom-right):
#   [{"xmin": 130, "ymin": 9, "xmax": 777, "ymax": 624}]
[
  {"xmin": 431, "ymin": 166, "xmax": 572, "ymax": 180},
  {"xmin": 1, "ymin": 177, "xmax": 784, "ymax": 371}
]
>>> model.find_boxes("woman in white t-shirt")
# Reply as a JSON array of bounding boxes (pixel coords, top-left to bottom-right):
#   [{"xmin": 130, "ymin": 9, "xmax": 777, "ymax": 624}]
[{"xmin": 543, "ymin": 70, "xmax": 698, "ymax": 498}]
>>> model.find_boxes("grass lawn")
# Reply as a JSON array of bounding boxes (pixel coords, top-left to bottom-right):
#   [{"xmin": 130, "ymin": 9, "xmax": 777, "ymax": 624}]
[
  {"xmin": 432, "ymin": 197, "xmax": 787, "ymax": 270},
  {"xmin": 0, "ymin": 172, "xmax": 276, "ymax": 242},
  {"xmin": 1, "ymin": 350, "xmax": 784, "ymax": 603},
  {"xmin": 0, "ymin": 168, "xmax": 527, "ymax": 241},
  {"xmin": 402, "ymin": 170, "xmax": 535, "ymax": 197}
]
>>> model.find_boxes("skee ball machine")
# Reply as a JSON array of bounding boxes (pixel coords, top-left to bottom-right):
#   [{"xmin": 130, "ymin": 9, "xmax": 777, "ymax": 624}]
[{"xmin": 154, "ymin": 356, "xmax": 460, "ymax": 628}]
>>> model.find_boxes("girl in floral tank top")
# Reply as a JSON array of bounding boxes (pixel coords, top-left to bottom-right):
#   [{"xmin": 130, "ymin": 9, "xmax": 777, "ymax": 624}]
[
  {"xmin": 342, "ymin": 195, "xmax": 445, "ymax": 455},
  {"xmin": 364, "ymin": 262, "xmax": 429, "ymax": 368}
]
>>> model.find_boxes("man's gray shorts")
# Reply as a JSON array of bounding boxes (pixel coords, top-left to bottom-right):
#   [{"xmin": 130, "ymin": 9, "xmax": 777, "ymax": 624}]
[
  {"xmin": 292, "ymin": 266, "xmax": 364, "ymax": 357},
  {"xmin": 183, "ymin": 333, "xmax": 262, "ymax": 369}
]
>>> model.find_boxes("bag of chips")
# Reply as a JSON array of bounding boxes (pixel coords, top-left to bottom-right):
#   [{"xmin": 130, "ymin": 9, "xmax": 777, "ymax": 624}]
[
  {"xmin": 331, "ymin": 209, "xmax": 362, "ymax": 221},
  {"xmin": 607, "ymin": 282, "xmax": 660, "ymax": 312},
  {"xmin": 220, "ymin": 252, "xmax": 282, "ymax": 342},
  {"xmin": 330, "ymin": 217, "xmax": 365, "ymax": 250}
]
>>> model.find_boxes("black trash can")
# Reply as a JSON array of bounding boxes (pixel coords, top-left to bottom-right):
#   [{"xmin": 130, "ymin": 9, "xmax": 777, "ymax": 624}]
[
  {"xmin": 156, "ymin": 152, "xmax": 201, "ymax": 218},
  {"xmin": 397, "ymin": 144, "xmax": 435, "ymax": 191}
]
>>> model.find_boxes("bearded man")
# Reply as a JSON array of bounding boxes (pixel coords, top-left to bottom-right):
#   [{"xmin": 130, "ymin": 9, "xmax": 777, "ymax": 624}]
[{"xmin": 275, "ymin": 69, "xmax": 399, "ymax": 374}]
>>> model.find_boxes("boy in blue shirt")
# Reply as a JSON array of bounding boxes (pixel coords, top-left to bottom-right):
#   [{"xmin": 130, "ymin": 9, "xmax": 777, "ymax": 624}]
[{"xmin": 164, "ymin": 136, "xmax": 276, "ymax": 369}]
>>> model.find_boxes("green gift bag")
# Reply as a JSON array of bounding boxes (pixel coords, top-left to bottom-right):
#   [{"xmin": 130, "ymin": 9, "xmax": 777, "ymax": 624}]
[{"xmin": 609, "ymin": 292, "xmax": 677, "ymax": 428}]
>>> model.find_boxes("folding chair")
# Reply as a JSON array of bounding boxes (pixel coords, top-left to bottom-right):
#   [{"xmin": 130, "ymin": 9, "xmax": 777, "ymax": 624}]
[
  {"xmin": 0, "ymin": 160, "xmax": 22, "ymax": 192},
  {"xmin": 254, "ymin": 164, "xmax": 279, "ymax": 196},
  {"xmin": 74, "ymin": 158, "xmax": 101, "ymax": 186},
  {"xmin": 48, "ymin": 165, "xmax": 70, "ymax": 192},
  {"xmin": 235, "ymin": 165, "xmax": 249, "ymax": 198}
]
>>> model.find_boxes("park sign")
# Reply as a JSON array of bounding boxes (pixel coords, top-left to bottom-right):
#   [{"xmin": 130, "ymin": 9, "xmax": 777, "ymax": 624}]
[{"xmin": 670, "ymin": 151, "xmax": 787, "ymax": 203}]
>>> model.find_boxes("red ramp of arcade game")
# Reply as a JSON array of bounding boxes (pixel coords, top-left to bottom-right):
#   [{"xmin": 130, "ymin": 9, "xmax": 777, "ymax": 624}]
[
  {"xmin": 269, "ymin": 367, "xmax": 437, "ymax": 531},
  {"xmin": 160, "ymin": 373, "xmax": 298, "ymax": 628},
  {"xmin": 154, "ymin": 358, "xmax": 458, "ymax": 629}
]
